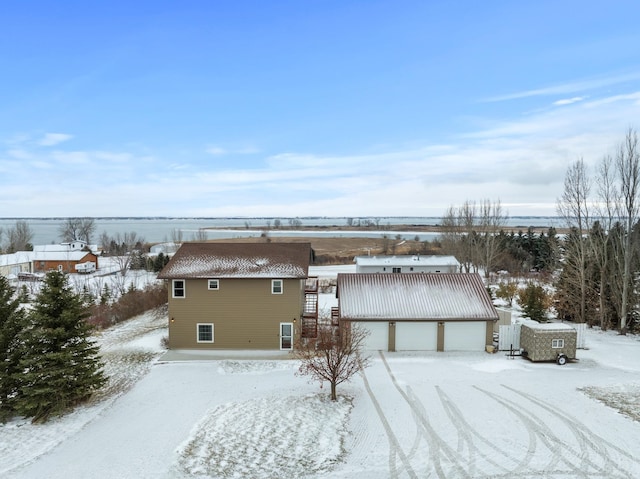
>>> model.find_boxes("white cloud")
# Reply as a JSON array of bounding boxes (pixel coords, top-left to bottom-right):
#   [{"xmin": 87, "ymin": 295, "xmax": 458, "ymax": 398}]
[
  {"xmin": 206, "ymin": 145, "xmax": 260, "ymax": 156},
  {"xmin": 553, "ymin": 97, "xmax": 585, "ymax": 106},
  {"xmin": 206, "ymin": 146, "xmax": 227, "ymax": 155},
  {"xmin": 38, "ymin": 133, "xmax": 74, "ymax": 146},
  {"xmin": 484, "ymin": 71, "xmax": 640, "ymax": 102}
]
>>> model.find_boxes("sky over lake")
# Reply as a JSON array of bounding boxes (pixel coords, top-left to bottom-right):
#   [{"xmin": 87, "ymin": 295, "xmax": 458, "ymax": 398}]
[{"xmin": 1, "ymin": 1, "xmax": 640, "ymax": 218}]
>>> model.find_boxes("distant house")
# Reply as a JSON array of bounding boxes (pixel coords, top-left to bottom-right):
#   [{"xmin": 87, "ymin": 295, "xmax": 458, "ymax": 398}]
[
  {"xmin": 157, "ymin": 242, "xmax": 317, "ymax": 350},
  {"xmin": 0, "ymin": 246, "xmax": 99, "ymax": 278},
  {"xmin": 31, "ymin": 250, "xmax": 99, "ymax": 274},
  {"xmin": 336, "ymin": 273, "xmax": 498, "ymax": 352},
  {"xmin": 0, "ymin": 252, "xmax": 33, "ymax": 278},
  {"xmin": 354, "ymin": 255, "xmax": 460, "ymax": 274}
]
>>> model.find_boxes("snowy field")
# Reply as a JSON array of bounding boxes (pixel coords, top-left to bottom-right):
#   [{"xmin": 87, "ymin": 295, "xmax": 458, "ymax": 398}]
[{"xmin": 1, "ymin": 265, "xmax": 640, "ymax": 478}]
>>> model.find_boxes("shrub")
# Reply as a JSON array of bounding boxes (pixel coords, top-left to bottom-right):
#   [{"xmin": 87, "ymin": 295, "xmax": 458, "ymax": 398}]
[
  {"xmin": 88, "ymin": 283, "xmax": 168, "ymax": 329},
  {"xmin": 517, "ymin": 282, "xmax": 552, "ymax": 322}
]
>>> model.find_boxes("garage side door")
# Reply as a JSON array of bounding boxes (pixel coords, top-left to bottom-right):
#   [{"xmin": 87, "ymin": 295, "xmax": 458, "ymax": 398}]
[
  {"xmin": 444, "ymin": 321, "xmax": 486, "ymax": 351},
  {"xmin": 396, "ymin": 322, "xmax": 437, "ymax": 351},
  {"xmin": 359, "ymin": 322, "xmax": 389, "ymax": 351}
]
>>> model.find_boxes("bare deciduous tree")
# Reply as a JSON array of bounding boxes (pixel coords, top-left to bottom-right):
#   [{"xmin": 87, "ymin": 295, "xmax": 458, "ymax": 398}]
[
  {"xmin": 4, "ymin": 220, "xmax": 34, "ymax": 253},
  {"xmin": 295, "ymin": 323, "xmax": 371, "ymax": 401},
  {"xmin": 557, "ymin": 158, "xmax": 591, "ymax": 324},
  {"xmin": 170, "ymin": 228, "xmax": 184, "ymax": 245},
  {"xmin": 59, "ymin": 218, "xmax": 96, "ymax": 244},
  {"xmin": 190, "ymin": 229, "xmax": 208, "ymax": 242},
  {"xmin": 615, "ymin": 128, "xmax": 640, "ymax": 334},
  {"xmin": 478, "ymin": 198, "xmax": 508, "ymax": 278},
  {"xmin": 441, "ymin": 201, "xmax": 479, "ymax": 273}
]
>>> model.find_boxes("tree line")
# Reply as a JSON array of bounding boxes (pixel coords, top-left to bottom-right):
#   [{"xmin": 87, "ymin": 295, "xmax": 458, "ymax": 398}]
[
  {"xmin": 440, "ymin": 129, "xmax": 640, "ymax": 334},
  {"xmin": 555, "ymin": 128, "xmax": 640, "ymax": 333}
]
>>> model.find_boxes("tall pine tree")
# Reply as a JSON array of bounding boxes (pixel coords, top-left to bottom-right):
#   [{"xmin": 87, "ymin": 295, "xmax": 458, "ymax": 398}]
[
  {"xmin": 0, "ymin": 276, "xmax": 27, "ymax": 422},
  {"xmin": 15, "ymin": 271, "xmax": 106, "ymax": 423}
]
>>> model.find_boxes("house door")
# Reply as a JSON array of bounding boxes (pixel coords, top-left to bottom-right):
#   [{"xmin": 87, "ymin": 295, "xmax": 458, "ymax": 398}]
[{"xmin": 280, "ymin": 322, "xmax": 293, "ymax": 350}]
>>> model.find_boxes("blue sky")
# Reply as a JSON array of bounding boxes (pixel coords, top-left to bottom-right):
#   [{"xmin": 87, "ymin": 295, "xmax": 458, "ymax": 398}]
[{"xmin": 1, "ymin": 1, "xmax": 640, "ymax": 218}]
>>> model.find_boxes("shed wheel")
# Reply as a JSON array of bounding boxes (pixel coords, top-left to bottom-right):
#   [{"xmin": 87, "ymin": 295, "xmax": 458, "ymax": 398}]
[{"xmin": 556, "ymin": 354, "xmax": 567, "ymax": 366}]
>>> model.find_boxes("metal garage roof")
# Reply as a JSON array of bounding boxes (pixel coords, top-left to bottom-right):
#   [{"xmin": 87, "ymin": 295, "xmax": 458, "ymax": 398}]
[{"xmin": 337, "ymin": 273, "xmax": 499, "ymax": 320}]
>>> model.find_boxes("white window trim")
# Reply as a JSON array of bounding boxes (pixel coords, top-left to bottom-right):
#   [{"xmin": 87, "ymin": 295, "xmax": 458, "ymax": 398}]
[
  {"xmin": 197, "ymin": 323, "xmax": 214, "ymax": 343},
  {"xmin": 552, "ymin": 338, "xmax": 564, "ymax": 349},
  {"xmin": 208, "ymin": 279, "xmax": 220, "ymax": 290},
  {"xmin": 271, "ymin": 279, "xmax": 283, "ymax": 294},
  {"xmin": 172, "ymin": 279, "xmax": 186, "ymax": 298},
  {"xmin": 280, "ymin": 322, "xmax": 293, "ymax": 350}
]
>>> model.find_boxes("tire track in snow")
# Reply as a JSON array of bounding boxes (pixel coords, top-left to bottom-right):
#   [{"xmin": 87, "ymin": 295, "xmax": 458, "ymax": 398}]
[
  {"xmin": 435, "ymin": 386, "xmax": 526, "ymax": 475},
  {"xmin": 475, "ymin": 386, "xmax": 634, "ymax": 479},
  {"xmin": 502, "ymin": 385, "xmax": 640, "ymax": 478},
  {"xmin": 379, "ymin": 352, "xmax": 472, "ymax": 479},
  {"xmin": 359, "ymin": 364, "xmax": 419, "ymax": 479}
]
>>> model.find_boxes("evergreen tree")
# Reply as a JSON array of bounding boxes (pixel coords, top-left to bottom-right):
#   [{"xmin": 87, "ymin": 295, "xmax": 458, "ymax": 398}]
[
  {"xmin": 0, "ymin": 276, "xmax": 27, "ymax": 421},
  {"xmin": 15, "ymin": 271, "xmax": 106, "ymax": 423}
]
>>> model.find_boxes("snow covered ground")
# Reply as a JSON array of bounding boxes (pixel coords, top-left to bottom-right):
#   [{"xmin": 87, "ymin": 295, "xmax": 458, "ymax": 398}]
[{"xmin": 2, "ymin": 265, "xmax": 640, "ymax": 478}]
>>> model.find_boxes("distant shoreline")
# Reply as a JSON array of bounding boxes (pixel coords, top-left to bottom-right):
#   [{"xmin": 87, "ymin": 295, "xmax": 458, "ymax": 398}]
[{"xmin": 205, "ymin": 224, "xmax": 564, "ymax": 234}]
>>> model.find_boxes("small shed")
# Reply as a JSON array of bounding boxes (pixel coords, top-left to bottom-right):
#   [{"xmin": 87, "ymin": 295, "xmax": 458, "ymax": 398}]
[{"xmin": 520, "ymin": 322, "xmax": 577, "ymax": 364}]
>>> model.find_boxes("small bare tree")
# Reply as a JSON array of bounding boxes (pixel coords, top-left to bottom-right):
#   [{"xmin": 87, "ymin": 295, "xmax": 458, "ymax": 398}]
[
  {"xmin": 5, "ymin": 220, "xmax": 34, "ymax": 253},
  {"xmin": 170, "ymin": 228, "xmax": 184, "ymax": 245},
  {"xmin": 295, "ymin": 323, "xmax": 370, "ymax": 401},
  {"xmin": 190, "ymin": 229, "xmax": 208, "ymax": 241},
  {"xmin": 59, "ymin": 218, "xmax": 96, "ymax": 243}
]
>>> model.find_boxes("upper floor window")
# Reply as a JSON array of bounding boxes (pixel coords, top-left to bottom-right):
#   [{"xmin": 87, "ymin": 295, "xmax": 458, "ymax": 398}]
[
  {"xmin": 173, "ymin": 279, "xmax": 185, "ymax": 298},
  {"xmin": 392, "ymin": 267, "xmax": 401, "ymax": 273},
  {"xmin": 208, "ymin": 279, "xmax": 219, "ymax": 290},
  {"xmin": 272, "ymin": 279, "xmax": 283, "ymax": 294}
]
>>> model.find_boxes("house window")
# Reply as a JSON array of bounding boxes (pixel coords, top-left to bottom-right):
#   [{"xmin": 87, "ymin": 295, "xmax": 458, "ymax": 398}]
[
  {"xmin": 197, "ymin": 323, "xmax": 214, "ymax": 343},
  {"xmin": 208, "ymin": 279, "xmax": 219, "ymax": 290},
  {"xmin": 392, "ymin": 267, "xmax": 401, "ymax": 273},
  {"xmin": 272, "ymin": 279, "xmax": 283, "ymax": 294},
  {"xmin": 172, "ymin": 279, "xmax": 186, "ymax": 298},
  {"xmin": 552, "ymin": 339, "xmax": 564, "ymax": 349}
]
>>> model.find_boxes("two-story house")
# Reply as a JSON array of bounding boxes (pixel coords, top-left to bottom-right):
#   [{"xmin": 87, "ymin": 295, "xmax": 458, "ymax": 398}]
[{"xmin": 158, "ymin": 242, "xmax": 317, "ymax": 351}]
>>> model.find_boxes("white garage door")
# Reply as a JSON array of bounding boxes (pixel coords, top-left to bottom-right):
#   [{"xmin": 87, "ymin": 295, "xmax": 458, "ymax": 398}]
[
  {"xmin": 396, "ymin": 322, "xmax": 437, "ymax": 351},
  {"xmin": 359, "ymin": 322, "xmax": 389, "ymax": 351},
  {"xmin": 444, "ymin": 321, "xmax": 486, "ymax": 351}
]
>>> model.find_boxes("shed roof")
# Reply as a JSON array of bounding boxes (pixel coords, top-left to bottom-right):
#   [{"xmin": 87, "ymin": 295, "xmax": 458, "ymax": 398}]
[
  {"xmin": 337, "ymin": 273, "xmax": 498, "ymax": 321},
  {"xmin": 157, "ymin": 242, "xmax": 311, "ymax": 279},
  {"xmin": 355, "ymin": 254, "xmax": 460, "ymax": 267}
]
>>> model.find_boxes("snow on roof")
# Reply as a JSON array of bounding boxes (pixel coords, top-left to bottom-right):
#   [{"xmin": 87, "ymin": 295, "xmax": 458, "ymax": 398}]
[
  {"xmin": 354, "ymin": 254, "xmax": 460, "ymax": 267},
  {"xmin": 33, "ymin": 243, "xmax": 96, "ymax": 252},
  {"xmin": 1, "ymin": 250, "xmax": 94, "ymax": 266},
  {"xmin": 157, "ymin": 242, "xmax": 311, "ymax": 279},
  {"xmin": 520, "ymin": 319, "xmax": 577, "ymax": 331},
  {"xmin": 337, "ymin": 273, "xmax": 498, "ymax": 320}
]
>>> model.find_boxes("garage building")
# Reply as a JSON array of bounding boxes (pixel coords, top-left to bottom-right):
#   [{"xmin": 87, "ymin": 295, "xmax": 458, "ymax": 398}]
[{"xmin": 336, "ymin": 273, "xmax": 498, "ymax": 352}]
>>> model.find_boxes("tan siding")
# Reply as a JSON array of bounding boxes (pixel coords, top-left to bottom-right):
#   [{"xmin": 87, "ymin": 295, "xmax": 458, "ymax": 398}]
[{"xmin": 168, "ymin": 278, "xmax": 304, "ymax": 349}]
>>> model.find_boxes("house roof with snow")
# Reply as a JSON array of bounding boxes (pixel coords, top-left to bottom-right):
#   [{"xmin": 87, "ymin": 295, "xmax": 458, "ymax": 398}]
[
  {"xmin": 33, "ymin": 241, "xmax": 95, "ymax": 252},
  {"xmin": 337, "ymin": 272, "xmax": 498, "ymax": 321},
  {"xmin": 354, "ymin": 254, "xmax": 460, "ymax": 267},
  {"xmin": 157, "ymin": 242, "xmax": 311, "ymax": 279}
]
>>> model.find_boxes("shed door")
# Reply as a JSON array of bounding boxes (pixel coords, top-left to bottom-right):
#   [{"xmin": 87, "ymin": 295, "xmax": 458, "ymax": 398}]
[
  {"xmin": 396, "ymin": 322, "xmax": 437, "ymax": 351},
  {"xmin": 360, "ymin": 322, "xmax": 389, "ymax": 351},
  {"xmin": 444, "ymin": 321, "xmax": 486, "ymax": 351}
]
